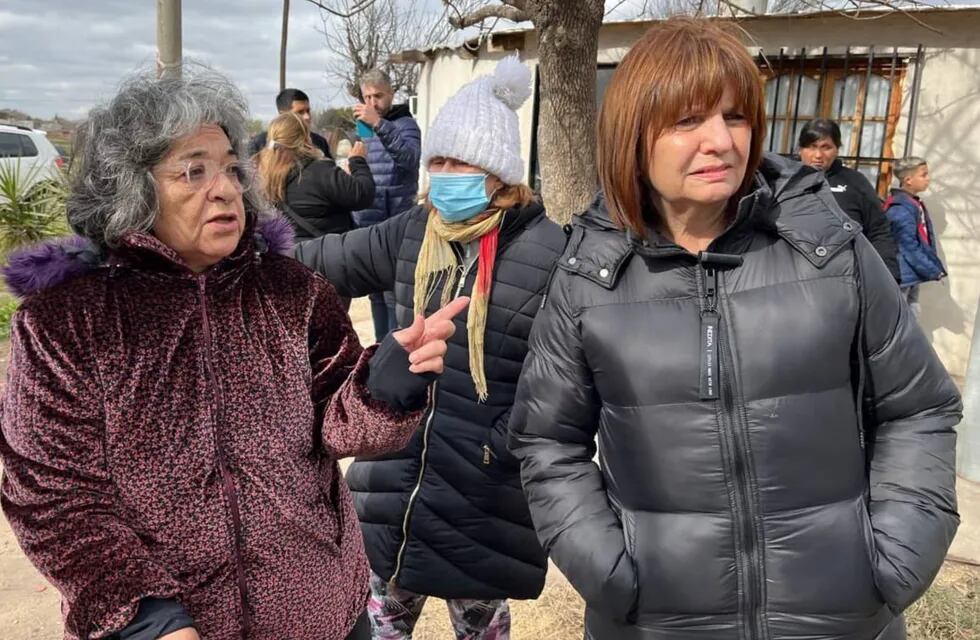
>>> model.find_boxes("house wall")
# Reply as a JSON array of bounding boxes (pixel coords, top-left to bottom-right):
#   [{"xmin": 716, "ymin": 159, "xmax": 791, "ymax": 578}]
[{"xmin": 412, "ymin": 10, "xmax": 980, "ymax": 376}]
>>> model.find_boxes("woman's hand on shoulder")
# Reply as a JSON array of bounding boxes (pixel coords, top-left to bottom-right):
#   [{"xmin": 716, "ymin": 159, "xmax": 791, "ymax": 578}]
[{"xmin": 392, "ymin": 297, "xmax": 470, "ymax": 375}]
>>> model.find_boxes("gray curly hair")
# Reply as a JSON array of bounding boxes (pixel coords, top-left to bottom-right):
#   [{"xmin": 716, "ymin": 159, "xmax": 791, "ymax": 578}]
[{"xmin": 67, "ymin": 67, "xmax": 269, "ymax": 247}]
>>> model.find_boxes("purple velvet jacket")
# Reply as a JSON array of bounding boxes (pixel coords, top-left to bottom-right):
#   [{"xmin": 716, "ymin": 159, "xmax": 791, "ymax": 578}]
[{"xmin": 0, "ymin": 217, "xmax": 424, "ymax": 639}]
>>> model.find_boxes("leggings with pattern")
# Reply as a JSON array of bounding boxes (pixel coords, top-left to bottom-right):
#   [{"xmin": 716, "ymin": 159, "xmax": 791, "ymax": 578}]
[{"xmin": 367, "ymin": 571, "xmax": 511, "ymax": 640}]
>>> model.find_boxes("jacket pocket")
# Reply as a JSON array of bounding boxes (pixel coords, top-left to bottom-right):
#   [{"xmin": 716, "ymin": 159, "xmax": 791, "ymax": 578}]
[
  {"xmin": 857, "ymin": 495, "xmax": 887, "ymax": 607},
  {"xmin": 608, "ymin": 496, "xmax": 637, "ymax": 558},
  {"xmin": 607, "ymin": 496, "xmax": 640, "ymax": 623}
]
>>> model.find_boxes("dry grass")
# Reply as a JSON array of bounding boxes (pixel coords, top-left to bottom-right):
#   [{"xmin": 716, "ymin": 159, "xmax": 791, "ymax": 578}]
[
  {"xmin": 412, "ymin": 568, "xmax": 584, "ymax": 640},
  {"xmin": 409, "ymin": 562, "xmax": 980, "ymax": 640},
  {"xmin": 908, "ymin": 562, "xmax": 980, "ymax": 639}
]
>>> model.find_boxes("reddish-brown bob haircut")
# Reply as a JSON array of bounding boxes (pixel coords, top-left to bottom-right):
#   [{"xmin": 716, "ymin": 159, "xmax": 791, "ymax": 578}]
[{"xmin": 597, "ymin": 18, "xmax": 767, "ymax": 238}]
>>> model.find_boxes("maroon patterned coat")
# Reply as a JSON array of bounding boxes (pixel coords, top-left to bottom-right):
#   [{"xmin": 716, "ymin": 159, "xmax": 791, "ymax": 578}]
[{"xmin": 0, "ymin": 217, "xmax": 424, "ymax": 639}]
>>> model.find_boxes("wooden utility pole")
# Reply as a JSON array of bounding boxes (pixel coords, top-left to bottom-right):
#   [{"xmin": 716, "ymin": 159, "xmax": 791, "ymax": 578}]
[
  {"xmin": 156, "ymin": 0, "xmax": 182, "ymax": 79},
  {"xmin": 281, "ymin": 0, "xmax": 290, "ymax": 91}
]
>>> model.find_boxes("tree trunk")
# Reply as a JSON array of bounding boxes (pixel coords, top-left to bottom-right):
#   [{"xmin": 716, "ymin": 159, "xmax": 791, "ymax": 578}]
[
  {"xmin": 529, "ymin": 0, "xmax": 605, "ymax": 224},
  {"xmin": 280, "ymin": 0, "xmax": 290, "ymax": 91}
]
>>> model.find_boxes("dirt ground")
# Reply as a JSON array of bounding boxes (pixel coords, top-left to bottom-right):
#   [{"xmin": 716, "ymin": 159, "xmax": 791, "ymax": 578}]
[{"xmin": 1, "ymin": 300, "xmax": 978, "ymax": 639}]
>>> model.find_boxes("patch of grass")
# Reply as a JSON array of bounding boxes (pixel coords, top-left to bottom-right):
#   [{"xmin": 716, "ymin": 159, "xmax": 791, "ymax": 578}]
[
  {"xmin": 0, "ymin": 295, "xmax": 16, "ymax": 341},
  {"xmin": 908, "ymin": 562, "xmax": 980, "ymax": 639}
]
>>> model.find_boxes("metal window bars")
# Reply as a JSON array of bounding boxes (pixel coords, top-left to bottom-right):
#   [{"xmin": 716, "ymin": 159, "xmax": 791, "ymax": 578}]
[{"xmin": 756, "ymin": 45, "xmax": 925, "ymax": 195}]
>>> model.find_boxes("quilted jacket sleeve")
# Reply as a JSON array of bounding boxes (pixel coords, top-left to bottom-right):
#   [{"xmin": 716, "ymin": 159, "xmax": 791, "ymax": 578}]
[
  {"xmin": 293, "ymin": 207, "xmax": 412, "ymax": 299},
  {"xmin": 0, "ymin": 305, "xmax": 183, "ymax": 639},
  {"xmin": 508, "ymin": 270, "xmax": 638, "ymax": 622},
  {"xmin": 857, "ymin": 235, "xmax": 961, "ymax": 612},
  {"xmin": 308, "ymin": 275, "xmax": 425, "ymax": 459},
  {"xmin": 885, "ymin": 200, "xmax": 944, "ymax": 281},
  {"xmin": 376, "ymin": 116, "xmax": 421, "ymax": 181}
]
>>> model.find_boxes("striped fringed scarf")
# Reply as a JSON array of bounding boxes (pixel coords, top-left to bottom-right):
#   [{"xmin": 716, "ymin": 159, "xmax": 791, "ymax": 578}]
[{"xmin": 414, "ymin": 208, "xmax": 505, "ymax": 402}]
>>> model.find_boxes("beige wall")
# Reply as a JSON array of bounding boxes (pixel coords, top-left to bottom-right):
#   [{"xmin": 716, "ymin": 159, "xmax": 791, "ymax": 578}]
[
  {"xmin": 412, "ymin": 10, "xmax": 980, "ymax": 375},
  {"xmin": 895, "ymin": 47, "xmax": 980, "ymax": 376}
]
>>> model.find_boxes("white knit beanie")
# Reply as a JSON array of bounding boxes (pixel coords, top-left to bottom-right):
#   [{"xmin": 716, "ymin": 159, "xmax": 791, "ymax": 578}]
[{"xmin": 421, "ymin": 55, "xmax": 532, "ymax": 185}]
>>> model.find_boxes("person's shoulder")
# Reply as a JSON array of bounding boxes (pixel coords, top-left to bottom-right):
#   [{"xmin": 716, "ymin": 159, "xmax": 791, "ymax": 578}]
[
  {"xmin": 518, "ymin": 207, "xmax": 567, "ymax": 252},
  {"xmin": 885, "ymin": 190, "xmax": 916, "ymax": 212}
]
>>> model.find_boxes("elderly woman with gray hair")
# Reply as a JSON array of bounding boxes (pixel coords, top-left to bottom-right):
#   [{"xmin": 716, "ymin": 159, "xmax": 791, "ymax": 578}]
[{"xmin": 0, "ymin": 70, "xmax": 466, "ymax": 640}]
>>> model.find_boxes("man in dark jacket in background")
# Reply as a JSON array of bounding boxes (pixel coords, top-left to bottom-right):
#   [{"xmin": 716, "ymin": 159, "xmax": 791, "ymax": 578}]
[
  {"xmin": 248, "ymin": 88, "xmax": 333, "ymax": 159},
  {"xmin": 354, "ymin": 69, "xmax": 422, "ymax": 342},
  {"xmin": 799, "ymin": 119, "xmax": 901, "ymax": 282}
]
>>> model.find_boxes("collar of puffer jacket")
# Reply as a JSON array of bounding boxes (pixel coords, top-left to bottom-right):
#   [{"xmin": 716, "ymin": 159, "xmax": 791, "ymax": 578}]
[
  {"xmin": 3, "ymin": 215, "xmax": 295, "ymax": 299},
  {"xmin": 563, "ymin": 153, "xmax": 861, "ymax": 289}
]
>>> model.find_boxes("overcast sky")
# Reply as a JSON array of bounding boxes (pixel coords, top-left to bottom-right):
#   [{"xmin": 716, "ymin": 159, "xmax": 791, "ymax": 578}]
[
  {"xmin": 0, "ymin": 0, "xmax": 449, "ymax": 123},
  {"xmin": 0, "ymin": 0, "xmax": 679, "ymax": 124}
]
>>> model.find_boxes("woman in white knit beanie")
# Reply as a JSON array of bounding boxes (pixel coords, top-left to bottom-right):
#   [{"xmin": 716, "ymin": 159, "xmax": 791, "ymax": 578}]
[{"xmin": 294, "ymin": 55, "xmax": 567, "ymax": 639}]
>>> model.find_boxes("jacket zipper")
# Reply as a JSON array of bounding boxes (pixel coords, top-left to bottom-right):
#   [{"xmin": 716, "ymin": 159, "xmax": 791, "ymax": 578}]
[
  {"xmin": 698, "ymin": 258, "xmax": 767, "ymax": 640},
  {"xmin": 198, "ymin": 279, "xmax": 253, "ymax": 637},
  {"xmin": 390, "ymin": 256, "xmax": 475, "ymax": 585}
]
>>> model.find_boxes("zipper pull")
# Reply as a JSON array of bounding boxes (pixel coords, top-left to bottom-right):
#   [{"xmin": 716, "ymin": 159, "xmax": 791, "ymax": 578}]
[
  {"xmin": 483, "ymin": 444, "xmax": 492, "ymax": 465},
  {"xmin": 699, "ymin": 308, "xmax": 719, "ymax": 400},
  {"xmin": 699, "ymin": 264, "xmax": 720, "ymax": 400}
]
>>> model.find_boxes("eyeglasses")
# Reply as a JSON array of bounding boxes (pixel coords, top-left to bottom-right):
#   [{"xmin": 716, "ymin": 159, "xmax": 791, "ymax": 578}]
[{"xmin": 160, "ymin": 159, "xmax": 252, "ymax": 193}]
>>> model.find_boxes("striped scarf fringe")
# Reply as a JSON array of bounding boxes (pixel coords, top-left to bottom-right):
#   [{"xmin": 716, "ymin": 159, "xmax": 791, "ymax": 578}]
[{"xmin": 414, "ymin": 208, "xmax": 505, "ymax": 402}]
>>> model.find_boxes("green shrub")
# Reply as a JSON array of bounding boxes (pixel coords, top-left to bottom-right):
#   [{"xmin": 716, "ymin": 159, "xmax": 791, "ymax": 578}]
[
  {"xmin": 0, "ymin": 161, "xmax": 70, "ymax": 257},
  {"xmin": 0, "ymin": 295, "xmax": 17, "ymax": 340}
]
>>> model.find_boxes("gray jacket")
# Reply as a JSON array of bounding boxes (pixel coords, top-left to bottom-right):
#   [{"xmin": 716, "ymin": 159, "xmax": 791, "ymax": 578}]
[{"xmin": 509, "ymin": 154, "xmax": 961, "ymax": 640}]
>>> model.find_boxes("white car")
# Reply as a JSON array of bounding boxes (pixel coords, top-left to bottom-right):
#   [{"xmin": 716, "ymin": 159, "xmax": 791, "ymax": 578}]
[{"xmin": 0, "ymin": 124, "xmax": 64, "ymax": 193}]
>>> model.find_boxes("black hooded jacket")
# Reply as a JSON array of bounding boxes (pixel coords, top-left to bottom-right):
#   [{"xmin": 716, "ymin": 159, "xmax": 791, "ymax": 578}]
[{"xmin": 509, "ymin": 155, "xmax": 960, "ymax": 640}]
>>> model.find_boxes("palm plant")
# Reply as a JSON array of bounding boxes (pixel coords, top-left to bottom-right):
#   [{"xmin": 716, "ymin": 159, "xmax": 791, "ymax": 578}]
[{"xmin": 0, "ymin": 161, "xmax": 70, "ymax": 256}]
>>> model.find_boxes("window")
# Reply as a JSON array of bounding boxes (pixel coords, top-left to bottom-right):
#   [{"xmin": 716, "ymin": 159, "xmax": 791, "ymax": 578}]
[
  {"xmin": 0, "ymin": 132, "xmax": 29, "ymax": 158},
  {"xmin": 760, "ymin": 47, "xmax": 922, "ymax": 195},
  {"xmin": 19, "ymin": 135, "xmax": 38, "ymax": 157}
]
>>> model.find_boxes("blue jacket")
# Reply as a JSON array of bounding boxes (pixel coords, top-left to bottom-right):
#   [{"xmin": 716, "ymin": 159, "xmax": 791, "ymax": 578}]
[
  {"xmin": 885, "ymin": 189, "xmax": 945, "ymax": 287},
  {"xmin": 353, "ymin": 104, "xmax": 421, "ymax": 228}
]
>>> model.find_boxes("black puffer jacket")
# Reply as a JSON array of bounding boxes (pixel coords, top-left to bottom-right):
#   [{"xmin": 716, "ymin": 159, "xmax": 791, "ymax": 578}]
[
  {"xmin": 509, "ymin": 155, "xmax": 961, "ymax": 640},
  {"xmin": 294, "ymin": 203, "xmax": 564, "ymax": 599},
  {"xmin": 283, "ymin": 156, "xmax": 375, "ymax": 240}
]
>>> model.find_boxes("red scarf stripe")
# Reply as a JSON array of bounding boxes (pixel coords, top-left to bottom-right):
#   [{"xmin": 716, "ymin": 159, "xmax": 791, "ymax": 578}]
[{"xmin": 477, "ymin": 227, "xmax": 500, "ymax": 297}]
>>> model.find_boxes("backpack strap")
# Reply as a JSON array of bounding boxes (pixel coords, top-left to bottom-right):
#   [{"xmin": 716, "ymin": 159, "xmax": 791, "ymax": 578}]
[{"xmin": 278, "ymin": 201, "xmax": 321, "ymax": 238}]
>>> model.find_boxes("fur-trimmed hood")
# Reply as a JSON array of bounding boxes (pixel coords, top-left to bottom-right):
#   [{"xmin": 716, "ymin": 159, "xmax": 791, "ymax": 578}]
[{"xmin": 3, "ymin": 215, "xmax": 295, "ymax": 299}]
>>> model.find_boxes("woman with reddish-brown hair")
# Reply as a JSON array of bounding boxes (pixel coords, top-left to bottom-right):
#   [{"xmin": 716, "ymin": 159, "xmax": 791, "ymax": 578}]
[{"xmin": 509, "ymin": 18, "xmax": 959, "ymax": 640}]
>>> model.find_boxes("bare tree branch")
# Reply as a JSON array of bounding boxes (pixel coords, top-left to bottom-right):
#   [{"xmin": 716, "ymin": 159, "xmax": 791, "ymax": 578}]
[
  {"xmin": 317, "ymin": 0, "xmax": 483, "ymax": 101},
  {"xmin": 303, "ymin": 0, "xmax": 376, "ymax": 19},
  {"xmin": 604, "ymin": 0, "xmax": 630, "ymax": 17},
  {"xmin": 448, "ymin": 3, "xmax": 530, "ymax": 29}
]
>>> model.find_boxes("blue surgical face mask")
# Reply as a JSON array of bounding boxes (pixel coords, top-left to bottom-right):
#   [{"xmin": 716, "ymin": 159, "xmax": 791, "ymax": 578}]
[{"xmin": 429, "ymin": 172, "xmax": 490, "ymax": 223}]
